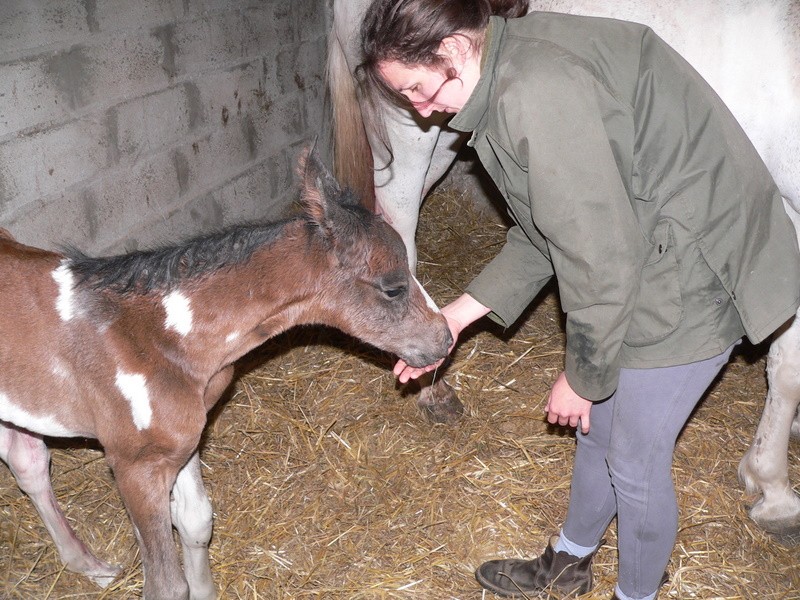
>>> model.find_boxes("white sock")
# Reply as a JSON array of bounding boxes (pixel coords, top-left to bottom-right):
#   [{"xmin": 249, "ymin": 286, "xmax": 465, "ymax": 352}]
[{"xmin": 553, "ymin": 531, "xmax": 597, "ymax": 558}]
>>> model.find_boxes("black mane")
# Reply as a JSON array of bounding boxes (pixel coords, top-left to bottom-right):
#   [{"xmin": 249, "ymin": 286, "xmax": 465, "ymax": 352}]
[{"xmin": 66, "ymin": 218, "xmax": 295, "ymax": 294}]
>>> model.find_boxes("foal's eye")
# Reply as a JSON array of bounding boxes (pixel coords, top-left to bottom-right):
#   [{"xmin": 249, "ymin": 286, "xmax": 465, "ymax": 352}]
[{"xmin": 382, "ymin": 285, "xmax": 406, "ymax": 300}]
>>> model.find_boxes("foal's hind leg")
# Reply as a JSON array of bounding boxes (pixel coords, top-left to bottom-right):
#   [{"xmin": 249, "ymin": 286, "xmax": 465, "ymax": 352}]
[
  {"xmin": 739, "ymin": 314, "xmax": 800, "ymax": 544},
  {"xmin": 0, "ymin": 422, "xmax": 121, "ymax": 586},
  {"xmin": 171, "ymin": 452, "xmax": 215, "ymax": 600}
]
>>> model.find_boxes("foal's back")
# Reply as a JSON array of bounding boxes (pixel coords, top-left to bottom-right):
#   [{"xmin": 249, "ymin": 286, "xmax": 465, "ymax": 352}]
[{"xmin": 0, "ymin": 232, "xmax": 170, "ymax": 442}]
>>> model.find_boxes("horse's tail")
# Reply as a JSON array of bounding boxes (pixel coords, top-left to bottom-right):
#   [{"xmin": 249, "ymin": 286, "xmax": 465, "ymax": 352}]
[{"xmin": 327, "ymin": 31, "xmax": 376, "ymax": 211}]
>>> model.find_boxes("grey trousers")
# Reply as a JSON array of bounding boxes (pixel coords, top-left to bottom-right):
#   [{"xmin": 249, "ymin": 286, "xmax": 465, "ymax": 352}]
[{"xmin": 561, "ymin": 341, "xmax": 737, "ymax": 599}]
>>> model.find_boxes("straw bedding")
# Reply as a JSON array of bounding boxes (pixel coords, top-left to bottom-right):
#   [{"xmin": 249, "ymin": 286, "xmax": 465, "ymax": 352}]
[{"xmin": 0, "ymin": 184, "xmax": 797, "ymax": 599}]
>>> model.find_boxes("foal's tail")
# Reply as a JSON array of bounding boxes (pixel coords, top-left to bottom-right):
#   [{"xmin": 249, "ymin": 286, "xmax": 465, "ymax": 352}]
[{"xmin": 326, "ymin": 31, "xmax": 375, "ymax": 211}]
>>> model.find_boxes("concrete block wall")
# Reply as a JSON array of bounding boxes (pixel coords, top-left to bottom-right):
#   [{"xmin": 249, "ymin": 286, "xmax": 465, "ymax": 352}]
[{"xmin": 0, "ymin": 0, "xmax": 331, "ymax": 254}]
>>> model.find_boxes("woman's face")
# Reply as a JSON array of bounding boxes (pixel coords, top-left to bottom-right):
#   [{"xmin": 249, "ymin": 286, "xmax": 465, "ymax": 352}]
[{"xmin": 379, "ymin": 61, "xmax": 471, "ymax": 117}]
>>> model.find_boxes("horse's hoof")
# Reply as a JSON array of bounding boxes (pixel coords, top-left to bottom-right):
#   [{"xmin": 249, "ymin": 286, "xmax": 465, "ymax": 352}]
[
  {"xmin": 416, "ymin": 379, "xmax": 465, "ymax": 425},
  {"xmin": 753, "ymin": 518, "xmax": 800, "ymax": 546},
  {"xmin": 766, "ymin": 524, "xmax": 800, "ymax": 546}
]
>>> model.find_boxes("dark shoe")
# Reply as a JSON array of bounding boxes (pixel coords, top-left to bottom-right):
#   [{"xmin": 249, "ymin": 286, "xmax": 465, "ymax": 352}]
[{"xmin": 475, "ymin": 535, "xmax": 602, "ymax": 598}]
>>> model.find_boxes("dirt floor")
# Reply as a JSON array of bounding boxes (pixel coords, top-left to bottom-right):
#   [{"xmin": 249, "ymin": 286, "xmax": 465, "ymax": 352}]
[{"xmin": 0, "ymin": 186, "xmax": 798, "ymax": 599}]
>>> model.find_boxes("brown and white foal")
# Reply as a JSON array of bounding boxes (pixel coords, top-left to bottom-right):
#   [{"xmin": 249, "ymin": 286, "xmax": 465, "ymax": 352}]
[{"xmin": 0, "ymin": 149, "xmax": 452, "ymax": 599}]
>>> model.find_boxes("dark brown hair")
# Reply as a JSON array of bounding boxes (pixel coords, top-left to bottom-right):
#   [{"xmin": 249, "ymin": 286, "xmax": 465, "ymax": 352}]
[{"xmin": 357, "ymin": 0, "xmax": 528, "ymax": 164}]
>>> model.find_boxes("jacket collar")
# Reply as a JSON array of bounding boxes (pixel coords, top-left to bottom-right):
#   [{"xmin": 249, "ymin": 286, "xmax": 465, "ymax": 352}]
[{"xmin": 449, "ymin": 16, "xmax": 506, "ymax": 134}]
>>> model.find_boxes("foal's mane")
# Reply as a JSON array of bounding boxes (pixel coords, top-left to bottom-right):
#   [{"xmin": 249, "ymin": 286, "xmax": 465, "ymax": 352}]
[{"xmin": 66, "ymin": 219, "xmax": 296, "ymax": 294}]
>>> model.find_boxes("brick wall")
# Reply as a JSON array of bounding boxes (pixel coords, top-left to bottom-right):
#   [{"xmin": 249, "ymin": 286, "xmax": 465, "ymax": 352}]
[{"xmin": 0, "ymin": 0, "xmax": 330, "ymax": 254}]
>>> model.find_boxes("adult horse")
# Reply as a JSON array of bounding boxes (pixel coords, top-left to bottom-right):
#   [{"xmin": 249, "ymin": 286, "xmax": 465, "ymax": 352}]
[{"xmin": 328, "ymin": 0, "xmax": 800, "ymax": 542}]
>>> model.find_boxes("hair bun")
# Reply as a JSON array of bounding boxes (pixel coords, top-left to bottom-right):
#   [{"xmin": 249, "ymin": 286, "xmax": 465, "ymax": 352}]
[{"xmin": 488, "ymin": 0, "xmax": 529, "ymax": 19}]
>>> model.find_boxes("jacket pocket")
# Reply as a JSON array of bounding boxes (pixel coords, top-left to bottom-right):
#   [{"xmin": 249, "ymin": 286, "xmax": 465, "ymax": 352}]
[{"xmin": 625, "ymin": 219, "xmax": 684, "ymax": 346}]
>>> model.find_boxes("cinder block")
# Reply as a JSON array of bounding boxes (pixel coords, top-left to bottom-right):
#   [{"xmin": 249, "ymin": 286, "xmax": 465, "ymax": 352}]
[
  {"xmin": 0, "ymin": 59, "xmax": 73, "ymax": 137},
  {"xmin": 188, "ymin": 59, "xmax": 263, "ymax": 136},
  {"xmin": 167, "ymin": 121, "xmax": 263, "ymax": 200},
  {"xmin": 172, "ymin": 11, "xmax": 249, "ymax": 76},
  {"xmin": 273, "ymin": 38, "xmax": 327, "ymax": 98},
  {"xmin": 2, "ymin": 142, "xmax": 182, "ymax": 252},
  {"xmin": 0, "ymin": 0, "xmax": 89, "ymax": 56},
  {"xmin": 0, "ymin": 0, "xmax": 328, "ymax": 256},
  {"xmin": 0, "ymin": 33, "xmax": 167, "ymax": 137},
  {"xmin": 73, "ymin": 35, "xmax": 167, "ymax": 106},
  {"xmin": 124, "ymin": 148, "xmax": 300, "ymax": 253},
  {"xmin": 4, "ymin": 190, "xmax": 101, "ymax": 252},
  {"xmin": 242, "ymin": 3, "xmax": 297, "ymax": 57},
  {"xmin": 85, "ymin": 153, "xmax": 185, "ymax": 251},
  {"xmin": 92, "ymin": 0, "xmax": 184, "ymax": 36},
  {"xmin": 111, "ymin": 83, "xmax": 203, "ymax": 164},
  {"xmin": 292, "ymin": 0, "xmax": 328, "ymax": 44},
  {"xmin": 0, "ymin": 118, "xmax": 108, "ymax": 215},
  {"xmin": 212, "ymin": 148, "xmax": 299, "ymax": 223}
]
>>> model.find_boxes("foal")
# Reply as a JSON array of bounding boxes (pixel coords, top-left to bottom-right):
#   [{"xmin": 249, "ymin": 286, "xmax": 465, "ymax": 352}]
[{"xmin": 0, "ymin": 149, "xmax": 452, "ymax": 599}]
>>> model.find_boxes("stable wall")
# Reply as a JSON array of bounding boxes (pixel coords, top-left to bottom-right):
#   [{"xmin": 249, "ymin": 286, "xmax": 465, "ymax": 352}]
[{"xmin": 0, "ymin": 0, "xmax": 330, "ymax": 254}]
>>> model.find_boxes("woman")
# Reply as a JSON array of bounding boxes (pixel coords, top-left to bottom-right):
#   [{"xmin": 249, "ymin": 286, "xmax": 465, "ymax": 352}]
[{"xmin": 358, "ymin": 1, "xmax": 800, "ymax": 599}]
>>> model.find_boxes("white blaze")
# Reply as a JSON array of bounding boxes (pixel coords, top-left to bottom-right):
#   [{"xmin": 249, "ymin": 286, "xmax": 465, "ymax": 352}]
[
  {"xmin": 163, "ymin": 291, "xmax": 193, "ymax": 336},
  {"xmin": 115, "ymin": 371, "xmax": 153, "ymax": 430},
  {"xmin": 52, "ymin": 263, "xmax": 76, "ymax": 321},
  {"xmin": 412, "ymin": 276, "xmax": 440, "ymax": 313}
]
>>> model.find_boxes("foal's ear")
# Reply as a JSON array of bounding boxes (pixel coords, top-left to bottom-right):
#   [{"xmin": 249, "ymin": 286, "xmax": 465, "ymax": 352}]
[{"xmin": 299, "ymin": 146, "xmax": 343, "ymax": 227}]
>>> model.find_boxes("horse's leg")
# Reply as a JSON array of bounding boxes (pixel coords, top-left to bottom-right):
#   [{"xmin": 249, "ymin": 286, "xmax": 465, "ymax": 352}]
[
  {"xmin": 412, "ymin": 128, "xmax": 472, "ymax": 423},
  {"xmin": 738, "ymin": 312, "xmax": 800, "ymax": 545},
  {"xmin": 371, "ymin": 105, "xmax": 464, "ymax": 271},
  {"xmin": 369, "ymin": 110, "xmax": 467, "ymax": 422},
  {"xmin": 170, "ymin": 452, "xmax": 214, "ymax": 600},
  {"xmin": 166, "ymin": 366, "xmax": 233, "ymax": 600},
  {"xmin": 0, "ymin": 422, "xmax": 121, "ymax": 587},
  {"xmin": 110, "ymin": 452, "xmax": 190, "ymax": 599}
]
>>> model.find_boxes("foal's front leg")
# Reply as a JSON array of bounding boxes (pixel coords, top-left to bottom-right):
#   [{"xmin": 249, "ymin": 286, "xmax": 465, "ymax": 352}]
[
  {"xmin": 171, "ymin": 451, "xmax": 215, "ymax": 600},
  {"xmin": 166, "ymin": 365, "xmax": 234, "ymax": 599},
  {"xmin": 110, "ymin": 453, "xmax": 191, "ymax": 600},
  {"xmin": 0, "ymin": 422, "xmax": 121, "ymax": 587},
  {"xmin": 739, "ymin": 314, "xmax": 800, "ymax": 544}
]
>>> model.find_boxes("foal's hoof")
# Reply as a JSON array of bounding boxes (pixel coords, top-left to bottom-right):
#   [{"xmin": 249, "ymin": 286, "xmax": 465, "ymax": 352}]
[
  {"xmin": 417, "ymin": 379, "xmax": 465, "ymax": 425},
  {"xmin": 84, "ymin": 561, "xmax": 123, "ymax": 588}
]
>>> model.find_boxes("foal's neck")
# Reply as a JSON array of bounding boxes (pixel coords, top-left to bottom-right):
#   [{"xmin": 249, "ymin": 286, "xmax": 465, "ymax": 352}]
[{"xmin": 161, "ymin": 219, "xmax": 329, "ymax": 372}]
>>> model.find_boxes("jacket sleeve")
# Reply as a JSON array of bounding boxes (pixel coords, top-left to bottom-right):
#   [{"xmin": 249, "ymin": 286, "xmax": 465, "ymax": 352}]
[
  {"xmin": 511, "ymin": 58, "xmax": 645, "ymax": 400},
  {"xmin": 466, "ymin": 223, "xmax": 554, "ymax": 327}
]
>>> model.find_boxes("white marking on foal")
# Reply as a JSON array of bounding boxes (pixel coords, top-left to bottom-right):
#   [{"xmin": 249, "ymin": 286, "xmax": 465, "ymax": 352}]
[
  {"xmin": 115, "ymin": 371, "xmax": 153, "ymax": 430},
  {"xmin": 51, "ymin": 360, "xmax": 70, "ymax": 379},
  {"xmin": 52, "ymin": 262, "xmax": 76, "ymax": 322},
  {"xmin": 412, "ymin": 276, "xmax": 440, "ymax": 313},
  {"xmin": 0, "ymin": 392, "xmax": 78, "ymax": 437},
  {"xmin": 163, "ymin": 291, "xmax": 193, "ymax": 336},
  {"xmin": 225, "ymin": 331, "xmax": 240, "ymax": 344}
]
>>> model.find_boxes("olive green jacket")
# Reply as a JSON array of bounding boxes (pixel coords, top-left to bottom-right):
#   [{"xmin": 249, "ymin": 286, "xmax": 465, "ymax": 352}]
[{"xmin": 450, "ymin": 13, "xmax": 800, "ymax": 400}]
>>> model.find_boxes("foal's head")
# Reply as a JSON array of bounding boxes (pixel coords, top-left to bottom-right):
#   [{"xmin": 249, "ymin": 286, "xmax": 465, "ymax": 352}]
[{"xmin": 298, "ymin": 148, "xmax": 452, "ymax": 368}]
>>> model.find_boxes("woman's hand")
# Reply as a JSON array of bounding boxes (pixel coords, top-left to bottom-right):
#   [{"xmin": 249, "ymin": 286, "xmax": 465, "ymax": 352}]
[
  {"xmin": 393, "ymin": 293, "xmax": 491, "ymax": 383},
  {"xmin": 545, "ymin": 371, "xmax": 593, "ymax": 434}
]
